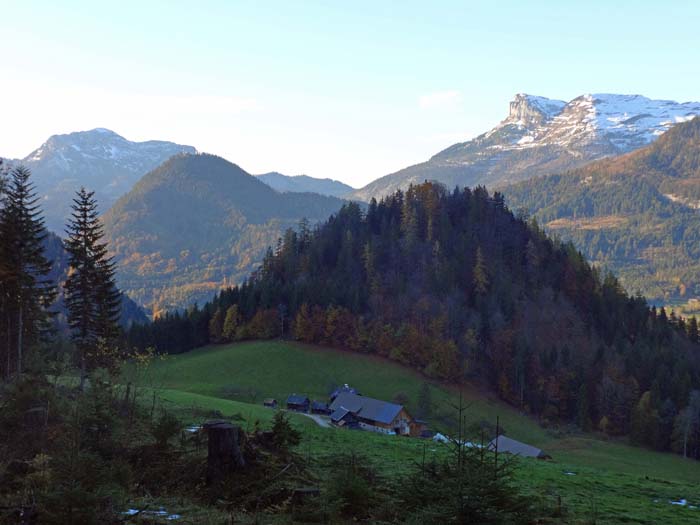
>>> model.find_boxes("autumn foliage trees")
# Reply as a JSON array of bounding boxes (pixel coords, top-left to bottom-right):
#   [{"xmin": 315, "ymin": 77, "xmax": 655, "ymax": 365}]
[{"xmin": 127, "ymin": 182, "xmax": 700, "ymax": 458}]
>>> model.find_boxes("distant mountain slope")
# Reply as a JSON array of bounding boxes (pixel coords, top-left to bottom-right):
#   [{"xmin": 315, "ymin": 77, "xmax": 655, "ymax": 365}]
[
  {"xmin": 352, "ymin": 94, "xmax": 700, "ymax": 201},
  {"xmin": 102, "ymin": 153, "xmax": 347, "ymax": 314},
  {"xmin": 3, "ymin": 128, "xmax": 196, "ymax": 232},
  {"xmin": 256, "ymin": 172, "xmax": 354, "ymax": 197},
  {"xmin": 504, "ymin": 116, "xmax": 700, "ymax": 303}
]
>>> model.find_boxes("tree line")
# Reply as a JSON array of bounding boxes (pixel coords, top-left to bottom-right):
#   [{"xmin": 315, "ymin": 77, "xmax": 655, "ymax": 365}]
[
  {"xmin": 0, "ymin": 161, "xmax": 121, "ymax": 387},
  {"xmin": 128, "ymin": 182, "xmax": 700, "ymax": 459}
]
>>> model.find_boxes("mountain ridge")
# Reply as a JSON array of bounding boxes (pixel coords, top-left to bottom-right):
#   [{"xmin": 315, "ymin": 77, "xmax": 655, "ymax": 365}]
[
  {"xmin": 256, "ymin": 172, "xmax": 354, "ymax": 197},
  {"xmin": 3, "ymin": 128, "xmax": 196, "ymax": 232},
  {"xmin": 102, "ymin": 153, "xmax": 348, "ymax": 314},
  {"xmin": 503, "ymin": 116, "xmax": 700, "ymax": 303},
  {"xmin": 351, "ymin": 93, "xmax": 700, "ymax": 201}
]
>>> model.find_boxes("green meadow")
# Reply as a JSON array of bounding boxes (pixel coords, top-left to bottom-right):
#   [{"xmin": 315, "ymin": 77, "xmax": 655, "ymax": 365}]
[{"xmin": 135, "ymin": 340, "xmax": 700, "ymax": 524}]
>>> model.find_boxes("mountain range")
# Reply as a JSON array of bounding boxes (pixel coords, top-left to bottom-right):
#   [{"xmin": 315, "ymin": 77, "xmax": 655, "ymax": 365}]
[
  {"xmin": 8, "ymin": 92, "xmax": 700, "ymax": 313},
  {"xmin": 504, "ymin": 116, "xmax": 700, "ymax": 304},
  {"xmin": 256, "ymin": 172, "xmax": 354, "ymax": 197},
  {"xmin": 351, "ymin": 93, "xmax": 700, "ymax": 201},
  {"xmin": 3, "ymin": 129, "xmax": 196, "ymax": 232},
  {"xmin": 101, "ymin": 153, "xmax": 347, "ymax": 315}
]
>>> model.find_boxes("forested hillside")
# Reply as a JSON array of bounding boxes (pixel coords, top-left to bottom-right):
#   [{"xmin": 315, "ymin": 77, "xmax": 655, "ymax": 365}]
[
  {"xmin": 102, "ymin": 153, "xmax": 347, "ymax": 314},
  {"xmin": 129, "ymin": 182, "xmax": 700, "ymax": 458},
  {"xmin": 504, "ymin": 117, "xmax": 700, "ymax": 304}
]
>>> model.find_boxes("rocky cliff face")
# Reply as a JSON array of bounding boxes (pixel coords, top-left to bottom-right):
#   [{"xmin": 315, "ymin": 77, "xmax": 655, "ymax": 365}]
[
  {"xmin": 507, "ymin": 94, "xmax": 566, "ymax": 127},
  {"xmin": 351, "ymin": 94, "xmax": 700, "ymax": 202}
]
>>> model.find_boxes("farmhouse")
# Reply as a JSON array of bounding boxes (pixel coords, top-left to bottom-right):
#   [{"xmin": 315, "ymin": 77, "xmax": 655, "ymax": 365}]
[
  {"xmin": 329, "ymin": 392, "xmax": 420, "ymax": 436},
  {"xmin": 263, "ymin": 398, "xmax": 278, "ymax": 409},
  {"xmin": 286, "ymin": 394, "xmax": 310, "ymax": 412},
  {"xmin": 488, "ymin": 435, "xmax": 550, "ymax": 459}
]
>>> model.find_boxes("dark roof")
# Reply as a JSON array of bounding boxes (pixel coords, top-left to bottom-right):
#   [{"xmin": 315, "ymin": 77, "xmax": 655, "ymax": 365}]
[
  {"xmin": 330, "ymin": 407, "xmax": 351, "ymax": 422},
  {"xmin": 329, "ymin": 392, "xmax": 404, "ymax": 425},
  {"xmin": 330, "ymin": 384, "xmax": 360, "ymax": 399},
  {"xmin": 487, "ymin": 435, "xmax": 548, "ymax": 458},
  {"xmin": 287, "ymin": 394, "xmax": 310, "ymax": 405},
  {"xmin": 311, "ymin": 401, "xmax": 329, "ymax": 410},
  {"xmin": 263, "ymin": 398, "xmax": 277, "ymax": 404}
]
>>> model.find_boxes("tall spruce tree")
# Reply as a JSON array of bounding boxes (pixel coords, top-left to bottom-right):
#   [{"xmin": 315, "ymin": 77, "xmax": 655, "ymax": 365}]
[
  {"xmin": 0, "ymin": 160, "xmax": 10, "ymax": 380},
  {"xmin": 0, "ymin": 166, "xmax": 56, "ymax": 378},
  {"xmin": 64, "ymin": 187, "xmax": 121, "ymax": 389}
]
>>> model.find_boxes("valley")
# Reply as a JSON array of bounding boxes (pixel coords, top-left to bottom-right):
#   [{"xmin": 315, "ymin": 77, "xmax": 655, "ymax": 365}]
[
  {"xmin": 3, "ymin": 6, "xmax": 700, "ymax": 520},
  {"xmin": 143, "ymin": 340, "xmax": 700, "ymax": 524}
]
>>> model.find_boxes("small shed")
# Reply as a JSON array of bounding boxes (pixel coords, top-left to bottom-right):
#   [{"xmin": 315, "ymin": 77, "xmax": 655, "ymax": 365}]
[
  {"xmin": 263, "ymin": 398, "xmax": 278, "ymax": 409},
  {"xmin": 488, "ymin": 435, "xmax": 550, "ymax": 459},
  {"xmin": 311, "ymin": 400, "xmax": 330, "ymax": 415},
  {"xmin": 286, "ymin": 394, "xmax": 310, "ymax": 412}
]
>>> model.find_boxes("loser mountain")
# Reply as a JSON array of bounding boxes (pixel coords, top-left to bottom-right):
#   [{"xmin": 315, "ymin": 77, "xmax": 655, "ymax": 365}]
[
  {"xmin": 102, "ymin": 153, "xmax": 347, "ymax": 314},
  {"xmin": 256, "ymin": 172, "xmax": 354, "ymax": 197},
  {"xmin": 504, "ymin": 116, "xmax": 700, "ymax": 305},
  {"xmin": 129, "ymin": 181, "xmax": 700, "ymax": 458},
  {"xmin": 3, "ymin": 128, "xmax": 196, "ymax": 232},
  {"xmin": 352, "ymin": 94, "xmax": 700, "ymax": 201}
]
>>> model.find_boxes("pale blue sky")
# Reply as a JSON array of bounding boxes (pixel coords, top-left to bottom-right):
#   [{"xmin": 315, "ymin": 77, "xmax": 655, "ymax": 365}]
[{"xmin": 2, "ymin": 0, "xmax": 699, "ymax": 186}]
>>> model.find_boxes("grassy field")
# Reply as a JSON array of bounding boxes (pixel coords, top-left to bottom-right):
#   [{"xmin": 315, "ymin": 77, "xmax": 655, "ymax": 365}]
[{"xmin": 135, "ymin": 340, "xmax": 700, "ymax": 524}]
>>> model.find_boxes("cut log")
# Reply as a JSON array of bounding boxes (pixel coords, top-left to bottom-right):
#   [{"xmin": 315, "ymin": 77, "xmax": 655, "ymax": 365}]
[{"xmin": 206, "ymin": 422, "xmax": 245, "ymax": 485}]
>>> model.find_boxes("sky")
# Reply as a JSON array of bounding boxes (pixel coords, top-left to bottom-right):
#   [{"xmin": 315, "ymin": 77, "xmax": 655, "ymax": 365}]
[{"xmin": 2, "ymin": 0, "xmax": 700, "ymax": 188}]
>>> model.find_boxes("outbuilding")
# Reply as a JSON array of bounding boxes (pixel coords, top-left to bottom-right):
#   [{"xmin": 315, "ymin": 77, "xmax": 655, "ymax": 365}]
[
  {"xmin": 311, "ymin": 400, "xmax": 330, "ymax": 415},
  {"xmin": 286, "ymin": 394, "xmax": 310, "ymax": 412},
  {"xmin": 487, "ymin": 435, "xmax": 550, "ymax": 459},
  {"xmin": 263, "ymin": 398, "xmax": 278, "ymax": 409}
]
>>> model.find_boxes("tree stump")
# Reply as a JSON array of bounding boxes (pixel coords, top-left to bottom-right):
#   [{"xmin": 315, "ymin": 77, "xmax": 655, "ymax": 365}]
[{"xmin": 205, "ymin": 422, "xmax": 245, "ymax": 485}]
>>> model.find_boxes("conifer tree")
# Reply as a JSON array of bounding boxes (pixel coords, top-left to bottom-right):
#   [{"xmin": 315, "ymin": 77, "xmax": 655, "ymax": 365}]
[
  {"xmin": 0, "ymin": 160, "xmax": 10, "ymax": 380},
  {"xmin": 0, "ymin": 166, "xmax": 56, "ymax": 378},
  {"xmin": 687, "ymin": 316, "xmax": 699, "ymax": 344},
  {"xmin": 472, "ymin": 246, "xmax": 489, "ymax": 295},
  {"xmin": 64, "ymin": 187, "xmax": 121, "ymax": 389}
]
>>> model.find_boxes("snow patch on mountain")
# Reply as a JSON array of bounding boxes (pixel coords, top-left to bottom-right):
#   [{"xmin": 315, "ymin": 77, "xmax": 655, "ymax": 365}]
[{"xmin": 493, "ymin": 93, "xmax": 700, "ymax": 153}]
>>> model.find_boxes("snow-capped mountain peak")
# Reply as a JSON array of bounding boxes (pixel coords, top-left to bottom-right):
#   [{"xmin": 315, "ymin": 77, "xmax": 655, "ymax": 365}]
[
  {"xmin": 351, "ymin": 92, "xmax": 700, "ymax": 202},
  {"xmin": 496, "ymin": 93, "xmax": 700, "ymax": 153}
]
